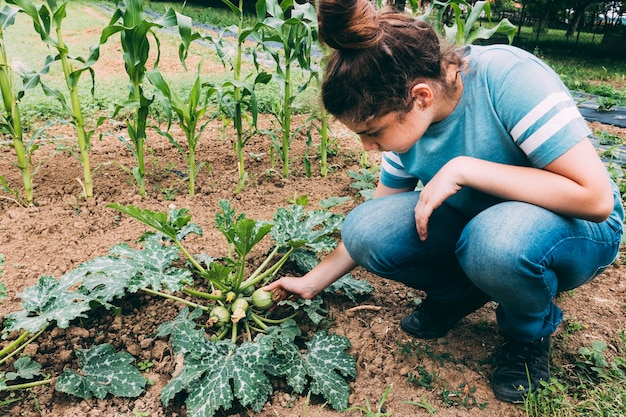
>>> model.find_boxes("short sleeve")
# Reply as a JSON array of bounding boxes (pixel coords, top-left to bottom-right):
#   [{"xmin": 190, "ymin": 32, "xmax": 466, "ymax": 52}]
[
  {"xmin": 379, "ymin": 152, "xmax": 419, "ymax": 189},
  {"xmin": 488, "ymin": 50, "xmax": 590, "ymax": 168}
]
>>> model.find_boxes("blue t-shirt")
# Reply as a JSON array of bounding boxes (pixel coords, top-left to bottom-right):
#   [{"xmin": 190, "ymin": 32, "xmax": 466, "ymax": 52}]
[{"xmin": 380, "ymin": 44, "xmax": 624, "ymax": 223}]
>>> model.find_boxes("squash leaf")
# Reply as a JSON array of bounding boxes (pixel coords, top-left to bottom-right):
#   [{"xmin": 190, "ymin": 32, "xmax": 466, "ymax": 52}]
[
  {"xmin": 3, "ymin": 275, "xmax": 92, "ymax": 333},
  {"xmin": 56, "ymin": 344, "xmax": 147, "ymax": 399}
]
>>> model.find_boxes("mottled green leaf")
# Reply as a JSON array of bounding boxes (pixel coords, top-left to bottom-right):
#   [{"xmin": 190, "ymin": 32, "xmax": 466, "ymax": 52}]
[
  {"xmin": 56, "ymin": 344, "xmax": 146, "ymax": 399},
  {"xmin": 325, "ymin": 274, "xmax": 374, "ymax": 302},
  {"xmin": 77, "ymin": 240, "xmax": 192, "ymax": 302},
  {"xmin": 305, "ymin": 331, "xmax": 356, "ymax": 410},
  {"xmin": 162, "ymin": 326, "xmax": 274, "ymax": 417},
  {"xmin": 4, "ymin": 357, "xmax": 43, "ymax": 381},
  {"xmin": 271, "ymin": 204, "xmax": 343, "ymax": 252},
  {"xmin": 265, "ymin": 321, "xmax": 355, "ymax": 411},
  {"xmin": 3, "ymin": 275, "xmax": 92, "ymax": 333}
]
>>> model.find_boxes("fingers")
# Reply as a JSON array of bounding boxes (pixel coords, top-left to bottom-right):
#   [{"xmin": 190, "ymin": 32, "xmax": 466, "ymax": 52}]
[
  {"xmin": 263, "ymin": 279, "xmax": 294, "ymax": 302},
  {"xmin": 414, "ymin": 202, "xmax": 431, "ymax": 241},
  {"xmin": 263, "ymin": 280, "xmax": 281, "ymax": 291}
]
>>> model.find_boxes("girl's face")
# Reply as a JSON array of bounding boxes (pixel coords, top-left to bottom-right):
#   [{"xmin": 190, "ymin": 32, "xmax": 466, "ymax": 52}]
[{"xmin": 341, "ymin": 103, "xmax": 435, "ymax": 154}]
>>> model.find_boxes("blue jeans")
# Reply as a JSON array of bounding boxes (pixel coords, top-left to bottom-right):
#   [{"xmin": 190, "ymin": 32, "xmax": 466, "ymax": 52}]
[{"xmin": 342, "ymin": 192, "xmax": 623, "ymax": 342}]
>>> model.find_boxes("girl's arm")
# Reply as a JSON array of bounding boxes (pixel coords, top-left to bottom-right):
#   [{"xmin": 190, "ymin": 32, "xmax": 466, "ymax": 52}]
[
  {"xmin": 414, "ymin": 138, "xmax": 614, "ymax": 240},
  {"xmin": 265, "ymin": 179, "xmax": 415, "ymax": 299},
  {"xmin": 264, "ymin": 242, "xmax": 357, "ymax": 300},
  {"xmin": 374, "ymin": 181, "xmax": 414, "ymax": 198}
]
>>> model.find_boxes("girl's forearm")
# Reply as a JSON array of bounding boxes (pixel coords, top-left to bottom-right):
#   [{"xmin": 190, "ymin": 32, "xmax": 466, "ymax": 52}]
[
  {"xmin": 453, "ymin": 146, "xmax": 613, "ymax": 221},
  {"xmin": 299, "ymin": 243, "xmax": 357, "ymax": 297}
]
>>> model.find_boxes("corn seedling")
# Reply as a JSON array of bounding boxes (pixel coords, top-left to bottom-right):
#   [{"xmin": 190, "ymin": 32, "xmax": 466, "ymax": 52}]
[
  {"xmin": 345, "ymin": 384, "xmax": 393, "ymax": 416},
  {"xmin": 419, "ymin": 0, "xmax": 516, "ymax": 46},
  {"xmin": 254, "ymin": 0, "xmax": 318, "ymax": 178},
  {"xmin": 148, "ymin": 64, "xmax": 216, "ymax": 197},
  {"xmin": 92, "ymin": 0, "xmax": 194, "ymax": 197},
  {"xmin": 206, "ymin": 0, "xmax": 271, "ymax": 193}
]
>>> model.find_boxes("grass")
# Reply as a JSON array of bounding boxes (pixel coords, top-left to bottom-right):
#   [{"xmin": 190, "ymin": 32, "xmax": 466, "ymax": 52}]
[
  {"xmin": 524, "ymin": 331, "xmax": 626, "ymax": 417},
  {"xmin": 396, "ymin": 330, "xmax": 626, "ymax": 417}
]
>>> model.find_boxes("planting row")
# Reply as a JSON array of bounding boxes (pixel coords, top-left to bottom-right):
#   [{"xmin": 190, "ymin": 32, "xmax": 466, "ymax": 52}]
[{"xmin": 0, "ymin": 0, "xmax": 516, "ymax": 206}]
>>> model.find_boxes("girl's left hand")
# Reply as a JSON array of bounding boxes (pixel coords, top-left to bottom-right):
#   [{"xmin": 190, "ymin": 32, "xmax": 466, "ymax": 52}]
[{"xmin": 414, "ymin": 158, "xmax": 464, "ymax": 240}]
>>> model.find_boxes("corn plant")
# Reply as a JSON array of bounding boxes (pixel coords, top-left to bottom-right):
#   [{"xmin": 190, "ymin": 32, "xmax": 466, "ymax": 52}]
[
  {"xmin": 92, "ymin": 0, "xmax": 194, "ymax": 197},
  {"xmin": 254, "ymin": 0, "xmax": 318, "ymax": 178},
  {"xmin": 419, "ymin": 0, "xmax": 516, "ymax": 45},
  {"xmin": 0, "ymin": 4, "xmax": 39, "ymax": 206},
  {"xmin": 6, "ymin": 0, "xmax": 102, "ymax": 198},
  {"xmin": 148, "ymin": 65, "xmax": 217, "ymax": 197},
  {"xmin": 206, "ymin": 0, "xmax": 271, "ymax": 193}
]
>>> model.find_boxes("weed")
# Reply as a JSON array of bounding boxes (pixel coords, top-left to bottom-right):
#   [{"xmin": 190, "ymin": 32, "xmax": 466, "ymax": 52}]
[
  {"xmin": 348, "ymin": 167, "xmax": 380, "ymax": 201},
  {"xmin": 345, "ymin": 384, "xmax": 393, "ymax": 417},
  {"xmin": 397, "ymin": 339, "xmax": 457, "ymax": 366},
  {"xmin": 403, "ymin": 395, "xmax": 437, "ymax": 414},
  {"xmin": 137, "ymin": 360, "xmax": 154, "ymax": 372},
  {"xmin": 406, "ymin": 366, "xmax": 439, "ymax": 390},
  {"xmin": 440, "ymin": 382, "xmax": 488, "ymax": 410}
]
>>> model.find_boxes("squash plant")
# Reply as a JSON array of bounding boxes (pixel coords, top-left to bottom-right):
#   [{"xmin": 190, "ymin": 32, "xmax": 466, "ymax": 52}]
[{"xmin": 1, "ymin": 202, "xmax": 373, "ymax": 416}]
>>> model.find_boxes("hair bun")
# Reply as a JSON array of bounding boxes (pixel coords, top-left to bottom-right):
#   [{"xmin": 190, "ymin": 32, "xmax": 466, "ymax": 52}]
[{"xmin": 317, "ymin": 0, "xmax": 381, "ymax": 51}]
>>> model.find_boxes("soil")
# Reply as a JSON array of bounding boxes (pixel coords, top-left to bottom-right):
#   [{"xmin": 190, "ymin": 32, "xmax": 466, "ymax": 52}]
[{"xmin": 1, "ymin": 5, "xmax": 626, "ymax": 417}]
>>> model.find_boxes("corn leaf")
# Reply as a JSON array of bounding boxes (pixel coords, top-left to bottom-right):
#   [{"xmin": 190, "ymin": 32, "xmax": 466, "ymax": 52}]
[{"xmin": 56, "ymin": 343, "xmax": 147, "ymax": 399}]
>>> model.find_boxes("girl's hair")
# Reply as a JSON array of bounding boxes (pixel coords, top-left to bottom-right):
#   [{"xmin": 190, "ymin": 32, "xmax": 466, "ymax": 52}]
[{"xmin": 318, "ymin": 0, "xmax": 462, "ymax": 122}]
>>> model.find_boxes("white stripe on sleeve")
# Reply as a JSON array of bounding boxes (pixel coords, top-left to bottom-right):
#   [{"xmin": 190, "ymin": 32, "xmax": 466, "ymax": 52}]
[
  {"xmin": 518, "ymin": 105, "xmax": 581, "ymax": 155},
  {"xmin": 510, "ymin": 92, "xmax": 571, "ymax": 141},
  {"xmin": 382, "ymin": 152, "xmax": 413, "ymax": 178}
]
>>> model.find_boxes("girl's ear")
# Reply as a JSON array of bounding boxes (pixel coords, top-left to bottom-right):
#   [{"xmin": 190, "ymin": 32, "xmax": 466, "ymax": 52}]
[{"xmin": 411, "ymin": 83, "xmax": 434, "ymax": 110}]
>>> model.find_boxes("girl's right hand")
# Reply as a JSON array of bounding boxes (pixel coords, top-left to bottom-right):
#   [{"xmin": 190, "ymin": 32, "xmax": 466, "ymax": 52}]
[{"xmin": 263, "ymin": 275, "xmax": 321, "ymax": 301}]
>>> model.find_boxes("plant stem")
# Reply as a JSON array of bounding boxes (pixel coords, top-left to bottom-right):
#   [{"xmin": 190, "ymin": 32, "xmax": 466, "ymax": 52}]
[
  {"xmin": 240, "ymin": 246, "xmax": 296, "ymax": 291},
  {"xmin": 57, "ymin": 27, "xmax": 93, "ymax": 199},
  {"xmin": 0, "ymin": 328, "xmax": 45, "ymax": 366},
  {"xmin": 282, "ymin": 61, "xmax": 292, "ymax": 178},
  {"xmin": 254, "ymin": 311, "xmax": 299, "ymax": 325},
  {"xmin": 0, "ymin": 31, "xmax": 33, "ymax": 205},
  {"xmin": 0, "ymin": 377, "xmax": 55, "ymax": 392},
  {"xmin": 241, "ymin": 245, "xmax": 281, "ymax": 287},
  {"xmin": 250, "ymin": 313, "xmax": 268, "ymax": 331},
  {"xmin": 173, "ymin": 240, "xmax": 206, "ymax": 274},
  {"xmin": 215, "ymin": 326, "xmax": 229, "ymax": 341},
  {"xmin": 182, "ymin": 286, "xmax": 224, "ymax": 301},
  {"xmin": 141, "ymin": 287, "xmax": 209, "ymax": 311},
  {"xmin": 320, "ymin": 107, "xmax": 329, "ymax": 177},
  {"xmin": 133, "ymin": 82, "xmax": 146, "ymax": 198},
  {"xmin": 233, "ymin": 0, "xmax": 246, "ymax": 194},
  {"xmin": 231, "ymin": 321, "xmax": 238, "ymax": 343}
]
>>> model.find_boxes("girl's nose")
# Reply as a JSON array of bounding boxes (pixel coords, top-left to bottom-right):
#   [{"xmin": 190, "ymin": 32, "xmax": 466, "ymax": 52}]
[{"xmin": 359, "ymin": 137, "xmax": 379, "ymax": 152}]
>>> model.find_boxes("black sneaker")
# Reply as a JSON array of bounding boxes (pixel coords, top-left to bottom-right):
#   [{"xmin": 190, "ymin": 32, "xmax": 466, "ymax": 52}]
[
  {"xmin": 492, "ymin": 335, "xmax": 551, "ymax": 403},
  {"xmin": 400, "ymin": 287, "xmax": 489, "ymax": 339}
]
